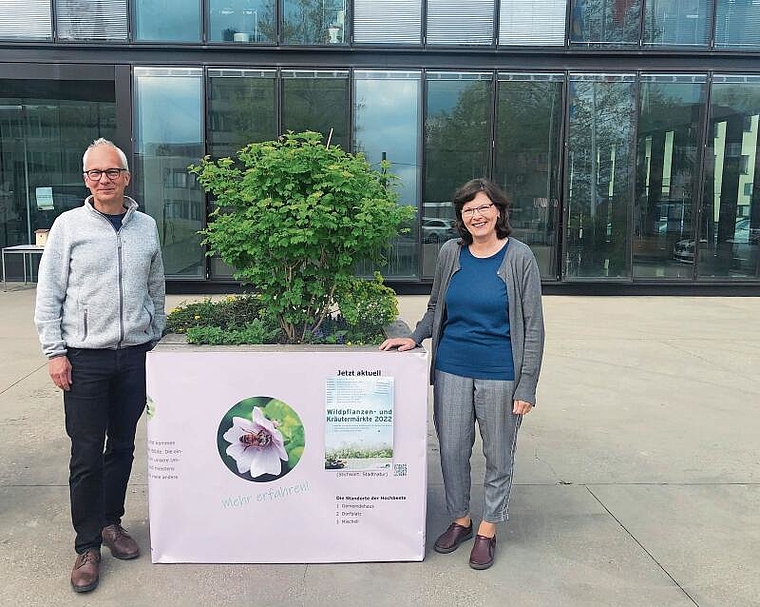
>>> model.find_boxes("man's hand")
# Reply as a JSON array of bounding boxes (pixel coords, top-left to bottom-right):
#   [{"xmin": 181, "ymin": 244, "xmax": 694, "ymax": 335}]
[{"xmin": 49, "ymin": 356, "xmax": 72, "ymax": 391}]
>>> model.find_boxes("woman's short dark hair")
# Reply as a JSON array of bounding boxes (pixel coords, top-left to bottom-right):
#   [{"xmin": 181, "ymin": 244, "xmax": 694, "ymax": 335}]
[{"xmin": 452, "ymin": 178, "xmax": 512, "ymax": 244}]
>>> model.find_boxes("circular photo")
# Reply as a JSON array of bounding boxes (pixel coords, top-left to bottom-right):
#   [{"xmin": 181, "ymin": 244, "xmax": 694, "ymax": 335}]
[{"xmin": 217, "ymin": 396, "xmax": 305, "ymax": 482}]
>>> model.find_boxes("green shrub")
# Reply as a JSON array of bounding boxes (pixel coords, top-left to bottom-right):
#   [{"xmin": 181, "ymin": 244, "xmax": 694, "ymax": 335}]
[{"xmin": 188, "ymin": 131, "xmax": 415, "ymax": 344}]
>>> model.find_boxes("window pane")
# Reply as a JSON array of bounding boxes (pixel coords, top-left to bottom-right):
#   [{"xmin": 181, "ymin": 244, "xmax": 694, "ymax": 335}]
[
  {"xmin": 0, "ymin": 0, "xmax": 51, "ymax": 39},
  {"xmin": 208, "ymin": 0, "xmax": 275, "ymax": 43},
  {"xmin": 570, "ymin": 0, "xmax": 642, "ymax": 44},
  {"xmin": 207, "ymin": 69, "xmax": 277, "ymax": 279},
  {"xmin": 56, "ymin": 0, "xmax": 128, "ymax": 40},
  {"xmin": 134, "ymin": 68, "xmax": 205, "ymax": 278},
  {"xmin": 208, "ymin": 69, "xmax": 276, "ymax": 158},
  {"xmin": 424, "ymin": 72, "xmax": 492, "ymax": 277},
  {"xmin": 699, "ymin": 77, "xmax": 760, "ymax": 279},
  {"xmin": 715, "ymin": 0, "xmax": 760, "ymax": 49},
  {"xmin": 134, "ymin": 0, "xmax": 201, "ymax": 42},
  {"xmin": 355, "ymin": 71, "xmax": 422, "ymax": 278},
  {"xmin": 427, "ymin": 0, "xmax": 494, "ymax": 45},
  {"xmin": 354, "ymin": 0, "xmax": 420, "ymax": 44},
  {"xmin": 0, "ymin": 82, "xmax": 115, "ymax": 284},
  {"xmin": 643, "ymin": 0, "xmax": 710, "ymax": 46},
  {"xmin": 282, "ymin": 0, "xmax": 348, "ymax": 44},
  {"xmin": 282, "ymin": 71, "xmax": 350, "ymax": 150},
  {"xmin": 566, "ymin": 75, "xmax": 636, "ymax": 279},
  {"xmin": 495, "ymin": 74, "xmax": 563, "ymax": 279},
  {"xmin": 499, "ymin": 0, "xmax": 566, "ymax": 46},
  {"xmin": 634, "ymin": 75, "xmax": 706, "ymax": 279}
]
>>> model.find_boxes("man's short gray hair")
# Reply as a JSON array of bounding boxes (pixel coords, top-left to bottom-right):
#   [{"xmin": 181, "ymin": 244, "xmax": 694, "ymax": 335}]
[{"xmin": 82, "ymin": 138, "xmax": 129, "ymax": 172}]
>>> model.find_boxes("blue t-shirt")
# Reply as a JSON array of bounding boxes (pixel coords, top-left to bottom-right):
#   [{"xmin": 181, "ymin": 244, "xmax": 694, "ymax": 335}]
[
  {"xmin": 435, "ymin": 241, "xmax": 515, "ymax": 380},
  {"xmin": 103, "ymin": 211, "xmax": 126, "ymax": 232}
]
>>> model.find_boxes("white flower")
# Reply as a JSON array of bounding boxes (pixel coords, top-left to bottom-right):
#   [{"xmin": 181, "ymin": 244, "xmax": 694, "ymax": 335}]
[{"xmin": 223, "ymin": 407, "xmax": 289, "ymax": 478}]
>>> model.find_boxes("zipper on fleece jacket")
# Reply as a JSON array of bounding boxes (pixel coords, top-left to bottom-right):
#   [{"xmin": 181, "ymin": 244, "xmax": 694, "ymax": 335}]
[{"xmin": 117, "ymin": 231, "xmax": 125, "ymax": 346}]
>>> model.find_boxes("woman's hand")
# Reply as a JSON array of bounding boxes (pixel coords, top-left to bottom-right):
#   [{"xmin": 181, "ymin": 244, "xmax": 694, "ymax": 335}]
[
  {"xmin": 378, "ymin": 337, "xmax": 417, "ymax": 351},
  {"xmin": 513, "ymin": 400, "xmax": 533, "ymax": 415}
]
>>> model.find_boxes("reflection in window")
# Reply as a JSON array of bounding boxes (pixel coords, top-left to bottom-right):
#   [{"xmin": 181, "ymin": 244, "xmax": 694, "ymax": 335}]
[
  {"xmin": 634, "ymin": 75, "xmax": 706, "ymax": 279},
  {"xmin": 134, "ymin": 68, "xmax": 205, "ymax": 278},
  {"xmin": 354, "ymin": 0, "xmax": 420, "ymax": 44},
  {"xmin": 208, "ymin": 0, "xmax": 275, "ymax": 43},
  {"xmin": 282, "ymin": 71, "xmax": 349, "ymax": 150},
  {"xmin": 354, "ymin": 71, "xmax": 421, "ymax": 278},
  {"xmin": 0, "ymin": 91, "xmax": 114, "ymax": 282},
  {"xmin": 495, "ymin": 74, "xmax": 563, "ymax": 279},
  {"xmin": 427, "ymin": 0, "xmax": 494, "ymax": 45},
  {"xmin": 570, "ymin": 0, "xmax": 642, "ymax": 44},
  {"xmin": 566, "ymin": 74, "xmax": 636, "ymax": 279},
  {"xmin": 424, "ymin": 72, "xmax": 492, "ymax": 276},
  {"xmin": 643, "ymin": 0, "xmax": 710, "ymax": 46},
  {"xmin": 208, "ymin": 69, "xmax": 276, "ymax": 158},
  {"xmin": 699, "ymin": 76, "xmax": 760, "ymax": 278},
  {"xmin": 133, "ymin": 0, "xmax": 201, "ymax": 42},
  {"xmin": 715, "ymin": 0, "xmax": 760, "ymax": 49},
  {"xmin": 56, "ymin": 0, "xmax": 128, "ymax": 40},
  {"xmin": 499, "ymin": 0, "xmax": 566, "ymax": 46},
  {"xmin": 282, "ymin": 0, "xmax": 348, "ymax": 44},
  {"xmin": 207, "ymin": 69, "xmax": 276, "ymax": 279},
  {"xmin": 0, "ymin": 0, "xmax": 51, "ymax": 39}
]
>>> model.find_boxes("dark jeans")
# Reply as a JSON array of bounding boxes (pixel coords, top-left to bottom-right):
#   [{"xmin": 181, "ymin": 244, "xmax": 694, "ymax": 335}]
[{"xmin": 64, "ymin": 344, "xmax": 149, "ymax": 554}]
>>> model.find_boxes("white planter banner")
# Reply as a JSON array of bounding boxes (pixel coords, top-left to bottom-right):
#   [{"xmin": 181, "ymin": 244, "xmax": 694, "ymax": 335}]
[{"xmin": 146, "ymin": 346, "xmax": 429, "ymax": 563}]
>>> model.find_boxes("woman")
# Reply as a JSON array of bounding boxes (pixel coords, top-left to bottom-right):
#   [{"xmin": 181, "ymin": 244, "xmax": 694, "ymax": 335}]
[{"xmin": 380, "ymin": 178, "xmax": 544, "ymax": 570}]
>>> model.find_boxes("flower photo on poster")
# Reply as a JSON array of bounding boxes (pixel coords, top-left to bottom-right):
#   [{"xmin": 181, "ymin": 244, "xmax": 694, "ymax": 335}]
[{"xmin": 217, "ymin": 396, "xmax": 305, "ymax": 482}]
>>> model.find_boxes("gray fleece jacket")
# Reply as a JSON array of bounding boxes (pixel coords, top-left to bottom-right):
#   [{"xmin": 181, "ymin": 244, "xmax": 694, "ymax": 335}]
[
  {"xmin": 35, "ymin": 196, "xmax": 166, "ymax": 359},
  {"xmin": 410, "ymin": 237, "xmax": 545, "ymax": 405}
]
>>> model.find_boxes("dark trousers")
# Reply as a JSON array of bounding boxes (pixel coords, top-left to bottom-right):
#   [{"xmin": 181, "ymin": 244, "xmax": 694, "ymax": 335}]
[{"xmin": 63, "ymin": 344, "xmax": 148, "ymax": 554}]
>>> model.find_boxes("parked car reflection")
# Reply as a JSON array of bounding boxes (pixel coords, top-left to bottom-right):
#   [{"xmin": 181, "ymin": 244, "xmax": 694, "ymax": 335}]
[
  {"xmin": 673, "ymin": 218, "xmax": 759, "ymax": 270},
  {"xmin": 421, "ymin": 217, "xmax": 457, "ymax": 244}
]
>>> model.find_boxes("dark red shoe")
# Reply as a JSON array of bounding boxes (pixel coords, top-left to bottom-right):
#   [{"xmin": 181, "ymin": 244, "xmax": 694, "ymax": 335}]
[
  {"xmin": 469, "ymin": 534, "xmax": 496, "ymax": 570},
  {"xmin": 71, "ymin": 548, "xmax": 100, "ymax": 593},
  {"xmin": 433, "ymin": 521, "xmax": 473, "ymax": 554},
  {"xmin": 102, "ymin": 524, "xmax": 140, "ymax": 560}
]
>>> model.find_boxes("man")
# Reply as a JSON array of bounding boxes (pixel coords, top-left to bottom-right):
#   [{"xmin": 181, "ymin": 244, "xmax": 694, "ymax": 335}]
[{"xmin": 35, "ymin": 138, "xmax": 166, "ymax": 593}]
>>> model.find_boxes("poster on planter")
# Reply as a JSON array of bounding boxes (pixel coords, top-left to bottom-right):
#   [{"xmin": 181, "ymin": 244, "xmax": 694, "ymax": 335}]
[
  {"xmin": 325, "ymin": 376, "xmax": 394, "ymax": 471},
  {"xmin": 146, "ymin": 346, "xmax": 429, "ymax": 563}
]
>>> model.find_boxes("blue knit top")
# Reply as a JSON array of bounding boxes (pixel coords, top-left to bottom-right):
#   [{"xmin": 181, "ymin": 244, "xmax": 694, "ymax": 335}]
[{"xmin": 434, "ymin": 241, "xmax": 515, "ymax": 380}]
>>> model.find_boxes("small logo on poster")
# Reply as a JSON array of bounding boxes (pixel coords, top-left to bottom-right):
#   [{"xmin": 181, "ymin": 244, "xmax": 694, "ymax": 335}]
[{"xmin": 217, "ymin": 396, "xmax": 305, "ymax": 482}]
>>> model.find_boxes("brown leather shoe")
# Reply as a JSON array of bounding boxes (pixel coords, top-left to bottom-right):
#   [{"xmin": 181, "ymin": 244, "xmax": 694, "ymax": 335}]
[
  {"xmin": 71, "ymin": 548, "xmax": 100, "ymax": 593},
  {"xmin": 469, "ymin": 534, "xmax": 496, "ymax": 570},
  {"xmin": 102, "ymin": 524, "xmax": 140, "ymax": 560},
  {"xmin": 433, "ymin": 521, "xmax": 473, "ymax": 554}
]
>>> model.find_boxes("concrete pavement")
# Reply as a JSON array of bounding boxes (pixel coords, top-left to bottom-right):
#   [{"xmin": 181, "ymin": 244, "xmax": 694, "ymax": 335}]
[{"xmin": 1, "ymin": 286, "xmax": 758, "ymax": 606}]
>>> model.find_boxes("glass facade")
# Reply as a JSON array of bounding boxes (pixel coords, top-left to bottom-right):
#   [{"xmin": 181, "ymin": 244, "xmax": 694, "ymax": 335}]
[
  {"xmin": 133, "ymin": 68, "xmax": 205, "ymax": 278},
  {"xmin": 424, "ymin": 73, "xmax": 491, "ymax": 275},
  {"xmin": 2, "ymin": 0, "xmax": 760, "ymax": 289},
  {"xmin": 354, "ymin": 71, "xmax": 422, "ymax": 278},
  {"xmin": 643, "ymin": 0, "xmax": 710, "ymax": 46},
  {"xmin": 208, "ymin": 0, "xmax": 275, "ymax": 43},
  {"xmin": 634, "ymin": 75, "xmax": 705, "ymax": 278},
  {"xmin": 0, "ymin": 80, "xmax": 115, "ymax": 280},
  {"xmin": 570, "ymin": 0, "xmax": 642, "ymax": 45},
  {"xmin": 133, "ymin": 0, "xmax": 201, "ymax": 42},
  {"xmin": 495, "ymin": 74, "xmax": 563, "ymax": 278},
  {"xmin": 566, "ymin": 74, "xmax": 636, "ymax": 279},
  {"xmin": 282, "ymin": 0, "xmax": 348, "ymax": 45},
  {"xmin": 699, "ymin": 77, "xmax": 760, "ymax": 279}
]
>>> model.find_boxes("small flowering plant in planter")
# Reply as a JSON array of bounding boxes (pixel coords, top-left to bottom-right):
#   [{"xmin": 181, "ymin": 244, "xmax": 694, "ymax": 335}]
[{"xmin": 186, "ymin": 130, "xmax": 415, "ymax": 345}]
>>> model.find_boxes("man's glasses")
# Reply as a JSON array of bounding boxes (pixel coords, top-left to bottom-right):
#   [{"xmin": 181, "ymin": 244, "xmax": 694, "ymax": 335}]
[
  {"xmin": 83, "ymin": 168, "xmax": 128, "ymax": 181},
  {"xmin": 461, "ymin": 203, "xmax": 494, "ymax": 218}
]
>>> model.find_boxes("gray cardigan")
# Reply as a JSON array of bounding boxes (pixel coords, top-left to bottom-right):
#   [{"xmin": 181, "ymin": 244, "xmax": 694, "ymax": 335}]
[
  {"xmin": 35, "ymin": 196, "xmax": 166, "ymax": 359},
  {"xmin": 410, "ymin": 237, "xmax": 545, "ymax": 405}
]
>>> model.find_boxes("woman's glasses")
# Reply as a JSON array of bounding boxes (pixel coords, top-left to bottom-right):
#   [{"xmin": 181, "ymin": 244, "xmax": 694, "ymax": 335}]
[{"xmin": 461, "ymin": 203, "xmax": 494, "ymax": 218}]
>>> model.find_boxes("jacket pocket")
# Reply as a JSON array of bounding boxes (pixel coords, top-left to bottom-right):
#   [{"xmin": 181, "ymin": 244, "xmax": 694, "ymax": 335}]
[{"xmin": 81, "ymin": 307, "xmax": 89, "ymax": 341}]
